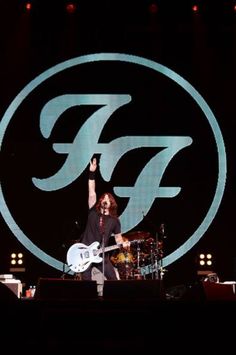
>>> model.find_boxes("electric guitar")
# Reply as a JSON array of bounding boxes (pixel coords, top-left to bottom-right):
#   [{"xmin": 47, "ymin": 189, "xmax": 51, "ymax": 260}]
[{"xmin": 66, "ymin": 240, "xmax": 143, "ymax": 273}]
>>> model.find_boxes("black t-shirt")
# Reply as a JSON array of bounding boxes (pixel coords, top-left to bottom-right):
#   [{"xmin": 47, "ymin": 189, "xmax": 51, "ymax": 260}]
[{"xmin": 80, "ymin": 206, "xmax": 121, "ymax": 247}]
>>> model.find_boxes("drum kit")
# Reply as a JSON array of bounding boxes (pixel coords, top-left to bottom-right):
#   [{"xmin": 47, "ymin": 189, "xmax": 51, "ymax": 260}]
[{"xmin": 110, "ymin": 230, "xmax": 165, "ymax": 280}]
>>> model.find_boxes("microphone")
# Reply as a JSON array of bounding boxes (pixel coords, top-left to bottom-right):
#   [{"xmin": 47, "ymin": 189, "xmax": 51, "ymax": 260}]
[
  {"xmin": 160, "ymin": 224, "xmax": 164, "ymax": 234},
  {"xmin": 102, "ymin": 201, "xmax": 107, "ymax": 208},
  {"xmin": 160, "ymin": 223, "xmax": 167, "ymax": 238}
]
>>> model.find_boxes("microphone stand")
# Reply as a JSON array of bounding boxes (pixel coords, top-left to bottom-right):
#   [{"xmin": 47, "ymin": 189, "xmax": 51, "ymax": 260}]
[
  {"xmin": 61, "ymin": 263, "xmax": 74, "ymax": 279},
  {"xmin": 100, "ymin": 204, "xmax": 107, "ymax": 295},
  {"xmin": 102, "ymin": 226, "xmax": 105, "ymax": 288},
  {"xmin": 60, "ymin": 241, "xmax": 73, "ymax": 279},
  {"xmin": 154, "ymin": 231, "xmax": 160, "ymax": 280},
  {"xmin": 61, "ymin": 262, "xmax": 67, "ymax": 279},
  {"xmin": 158, "ymin": 224, "xmax": 166, "ymax": 280}
]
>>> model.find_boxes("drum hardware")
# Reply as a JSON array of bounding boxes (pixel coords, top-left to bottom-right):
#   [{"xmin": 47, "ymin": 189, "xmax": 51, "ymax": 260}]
[
  {"xmin": 123, "ymin": 230, "xmax": 151, "ymax": 241},
  {"xmin": 135, "ymin": 240, "xmax": 142, "ymax": 273},
  {"xmin": 122, "ymin": 231, "xmax": 150, "ymax": 278},
  {"xmin": 110, "ymin": 248, "xmax": 135, "ymax": 280},
  {"xmin": 133, "ymin": 271, "xmax": 144, "ymax": 280},
  {"xmin": 142, "ymin": 234, "xmax": 165, "ymax": 280},
  {"xmin": 132, "ymin": 240, "xmax": 146, "ymax": 280},
  {"xmin": 139, "ymin": 213, "xmax": 167, "ymax": 279},
  {"xmin": 109, "ymin": 229, "xmax": 166, "ymax": 280}
]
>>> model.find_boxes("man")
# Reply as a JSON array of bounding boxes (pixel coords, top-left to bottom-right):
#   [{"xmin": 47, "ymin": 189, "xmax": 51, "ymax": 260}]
[{"xmin": 79, "ymin": 157, "xmax": 127, "ymax": 280}]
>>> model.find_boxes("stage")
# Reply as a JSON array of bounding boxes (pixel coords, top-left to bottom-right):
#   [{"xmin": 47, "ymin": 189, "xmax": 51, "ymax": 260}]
[{"xmin": 1, "ymin": 279, "xmax": 236, "ymax": 353}]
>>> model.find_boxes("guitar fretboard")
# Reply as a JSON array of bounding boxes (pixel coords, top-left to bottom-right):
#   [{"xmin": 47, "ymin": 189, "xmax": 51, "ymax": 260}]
[{"xmin": 98, "ymin": 239, "xmax": 144, "ymax": 254}]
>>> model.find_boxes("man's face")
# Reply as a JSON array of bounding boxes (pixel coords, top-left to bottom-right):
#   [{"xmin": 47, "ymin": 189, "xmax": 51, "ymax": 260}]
[{"xmin": 101, "ymin": 194, "xmax": 111, "ymax": 208}]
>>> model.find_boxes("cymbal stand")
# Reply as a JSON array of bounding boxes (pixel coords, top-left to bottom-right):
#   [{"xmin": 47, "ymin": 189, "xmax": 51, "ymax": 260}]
[
  {"xmin": 147, "ymin": 242, "xmax": 155, "ymax": 279},
  {"xmin": 123, "ymin": 249, "xmax": 130, "ymax": 279},
  {"xmin": 134, "ymin": 240, "xmax": 143, "ymax": 279},
  {"xmin": 158, "ymin": 223, "xmax": 166, "ymax": 280},
  {"xmin": 154, "ymin": 232, "xmax": 160, "ymax": 280},
  {"xmin": 137, "ymin": 241, "xmax": 140, "ymax": 272}
]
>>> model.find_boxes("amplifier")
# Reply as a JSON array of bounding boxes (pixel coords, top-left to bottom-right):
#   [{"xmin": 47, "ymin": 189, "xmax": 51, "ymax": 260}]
[{"xmin": 0, "ymin": 280, "xmax": 22, "ymax": 298}]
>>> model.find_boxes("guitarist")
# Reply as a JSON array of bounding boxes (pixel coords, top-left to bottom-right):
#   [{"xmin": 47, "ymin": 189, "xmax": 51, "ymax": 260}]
[{"xmin": 79, "ymin": 157, "xmax": 128, "ymax": 280}]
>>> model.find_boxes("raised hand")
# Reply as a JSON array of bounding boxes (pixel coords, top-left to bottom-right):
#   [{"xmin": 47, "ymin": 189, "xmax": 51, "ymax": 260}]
[{"xmin": 90, "ymin": 157, "xmax": 97, "ymax": 172}]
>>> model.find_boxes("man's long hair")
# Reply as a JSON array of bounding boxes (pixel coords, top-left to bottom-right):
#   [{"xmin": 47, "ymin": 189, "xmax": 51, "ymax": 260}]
[{"xmin": 96, "ymin": 192, "xmax": 118, "ymax": 218}]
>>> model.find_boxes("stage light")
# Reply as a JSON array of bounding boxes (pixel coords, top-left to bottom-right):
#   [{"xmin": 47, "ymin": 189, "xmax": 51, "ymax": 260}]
[
  {"xmin": 17, "ymin": 253, "xmax": 23, "ymax": 265},
  {"xmin": 192, "ymin": 4, "xmax": 199, "ymax": 13},
  {"xmin": 197, "ymin": 252, "xmax": 215, "ymax": 279},
  {"xmin": 148, "ymin": 3, "xmax": 158, "ymax": 15},
  {"xmin": 10, "ymin": 253, "xmax": 17, "ymax": 265},
  {"xmin": 24, "ymin": 1, "xmax": 33, "ymax": 12},
  {"xmin": 206, "ymin": 253, "xmax": 212, "ymax": 266},
  {"xmin": 65, "ymin": 2, "xmax": 77, "ymax": 14},
  {"xmin": 197, "ymin": 253, "xmax": 213, "ymax": 266},
  {"xmin": 10, "ymin": 252, "xmax": 25, "ymax": 272},
  {"xmin": 10, "ymin": 252, "xmax": 24, "ymax": 265}
]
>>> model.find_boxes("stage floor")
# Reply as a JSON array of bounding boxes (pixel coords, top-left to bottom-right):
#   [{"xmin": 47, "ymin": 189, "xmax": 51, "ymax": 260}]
[{"xmin": 1, "ymin": 281, "xmax": 236, "ymax": 353}]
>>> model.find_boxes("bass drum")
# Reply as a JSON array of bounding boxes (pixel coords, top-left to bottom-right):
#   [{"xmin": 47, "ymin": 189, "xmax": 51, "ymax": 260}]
[{"xmin": 110, "ymin": 251, "xmax": 135, "ymax": 280}]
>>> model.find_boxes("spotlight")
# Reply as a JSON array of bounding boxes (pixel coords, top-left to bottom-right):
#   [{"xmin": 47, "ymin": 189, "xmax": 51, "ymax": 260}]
[
  {"xmin": 65, "ymin": 2, "xmax": 77, "ymax": 14},
  {"xmin": 148, "ymin": 3, "xmax": 158, "ymax": 15},
  {"xmin": 10, "ymin": 252, "xmax": 25, "ymax": 272},
  {"xmin": 196, "ymin": 252, "xmax": 215, "ymax": 279},
  {"xmin": 24, "ymin": 1, "xmax": 33, "ymax": 12},
  {"xmin": 192, "ymin": 4, "xmax": 199, "ymax": 14}
]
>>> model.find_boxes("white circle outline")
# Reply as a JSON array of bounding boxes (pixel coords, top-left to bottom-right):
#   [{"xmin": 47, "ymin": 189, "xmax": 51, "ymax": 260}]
[{"xmin": 0, "ymin": 53, "xmax": 227, "ymax": 271}]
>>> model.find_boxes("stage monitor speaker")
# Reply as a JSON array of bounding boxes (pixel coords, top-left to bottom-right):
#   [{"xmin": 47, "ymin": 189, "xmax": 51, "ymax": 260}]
[
  {"xmin": 35, "ymin": 278, "xmax": 98, "ymax": 301},
  {"xmin": 103, "ymin": 279, "xmax": 165, "ymax": 300},
  {"xmin": 0, "ymin": 281, "xmax": 19, "ymax": 302},
  {"xmin": 202, "ymin": 281, "xmax": 236, "ymax": 301},
  {"xmin": 0, "ymin": 280, "xmax": 22, "ymax": 298}
]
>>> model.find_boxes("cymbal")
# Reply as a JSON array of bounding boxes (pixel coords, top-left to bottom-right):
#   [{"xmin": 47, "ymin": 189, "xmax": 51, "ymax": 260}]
[{"xmin": 124, "ymin": 231, "xmax": 151, "ymax": 241}]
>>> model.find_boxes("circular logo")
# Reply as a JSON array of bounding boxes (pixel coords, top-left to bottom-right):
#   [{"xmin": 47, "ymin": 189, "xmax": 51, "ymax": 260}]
[{"xmin": 0, "ymin": 53, "xmax": 227, "ymax": 272}]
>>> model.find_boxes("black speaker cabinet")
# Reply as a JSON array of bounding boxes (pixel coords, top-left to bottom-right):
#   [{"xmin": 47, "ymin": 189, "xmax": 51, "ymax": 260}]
[
  {"xmin": 35, "ymin": 278, "xmax": 98, "ymax": 301},
  {"xmin": 202, "ymin": 281, "xmax": 236, "ymax": 301},
  {"xmin": 103, "ymin": 279, "xmax": 165, "ymax": 300}
]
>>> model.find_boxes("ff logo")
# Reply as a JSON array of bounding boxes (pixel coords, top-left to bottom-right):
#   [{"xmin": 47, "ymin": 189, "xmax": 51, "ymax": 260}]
[{"xmin": 0, "ymin": 53, "xmax": 226, "ymax": 273}]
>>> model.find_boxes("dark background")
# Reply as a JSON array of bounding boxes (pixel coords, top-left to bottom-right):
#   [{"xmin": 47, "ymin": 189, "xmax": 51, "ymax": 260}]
[{"xmin": 0, "ymin": 0, "xmax": 235, "ymax": 291}]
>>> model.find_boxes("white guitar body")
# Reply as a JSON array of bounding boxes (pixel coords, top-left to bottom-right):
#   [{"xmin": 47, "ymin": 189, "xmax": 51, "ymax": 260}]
[
  {"xmin": 66, "ymin": 239, "xmax": 141, "ymax": 273},
  {"xmin": 67, "ymin": 241, "xmax": 104, "ymax": 273}
]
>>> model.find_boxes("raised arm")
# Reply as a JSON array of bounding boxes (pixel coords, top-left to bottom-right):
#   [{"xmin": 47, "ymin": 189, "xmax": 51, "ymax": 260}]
[{"xmin": 88, "ymin": 157, "xmax": 97, "ymax": 209}]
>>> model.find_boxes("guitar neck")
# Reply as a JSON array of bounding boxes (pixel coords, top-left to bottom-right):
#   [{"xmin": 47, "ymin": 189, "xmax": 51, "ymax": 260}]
[
  {"xmin": 102, "ymin": 239, "xmax": 142, "ymax": 254},
  {"xmin": 103, "ymin": 244, "xmax": 121, "ymax": 253}
]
